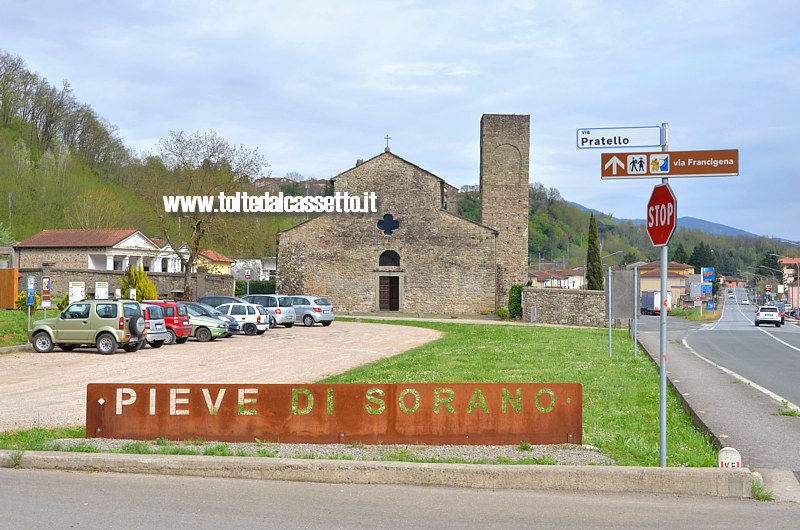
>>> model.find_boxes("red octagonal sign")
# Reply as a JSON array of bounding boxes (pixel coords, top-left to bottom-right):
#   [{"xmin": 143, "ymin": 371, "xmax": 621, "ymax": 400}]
[{"xmin": 647, "ymin": 183, "xmax": 677, "ymax": 247}]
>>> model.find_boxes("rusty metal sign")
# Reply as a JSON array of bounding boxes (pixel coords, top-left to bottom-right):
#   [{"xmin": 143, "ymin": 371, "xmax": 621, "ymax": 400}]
[{"xmin": 87, "ymin": 383, "xmax": 582, "ymax": 445}]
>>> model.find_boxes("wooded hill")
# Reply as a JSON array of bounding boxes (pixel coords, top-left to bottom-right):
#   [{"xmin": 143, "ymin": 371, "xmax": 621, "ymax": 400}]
[{"xmin": 1, "ymin": 49, "xmax": 796, "ymax": 278}]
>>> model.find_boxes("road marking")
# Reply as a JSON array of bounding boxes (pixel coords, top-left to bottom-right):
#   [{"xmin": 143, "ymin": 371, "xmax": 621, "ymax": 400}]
[
  {"xmin": 736, "ymin": 305, "xmax": 800, "ymax": 354},
  {"xmin": 681, "ymin": 336, "xmax": 800, "ymax": 412}
]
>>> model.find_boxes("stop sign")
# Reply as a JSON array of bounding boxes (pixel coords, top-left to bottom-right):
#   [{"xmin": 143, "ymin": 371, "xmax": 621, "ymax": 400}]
[{"xmin": 646, "ymin": 183, "xmax": 677, "ymax": 246}]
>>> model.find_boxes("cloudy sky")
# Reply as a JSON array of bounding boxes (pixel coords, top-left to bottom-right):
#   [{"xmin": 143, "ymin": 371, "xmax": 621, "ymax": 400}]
[{"xmin": 3, "ymin": 1, "xmax": 798, "ymax": 240}]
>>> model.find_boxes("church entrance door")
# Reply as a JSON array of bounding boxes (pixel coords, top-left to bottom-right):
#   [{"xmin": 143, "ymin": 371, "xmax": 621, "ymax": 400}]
[{"xmin": 379, "ymin": 276, "xmax": 399, "ymax": 311}]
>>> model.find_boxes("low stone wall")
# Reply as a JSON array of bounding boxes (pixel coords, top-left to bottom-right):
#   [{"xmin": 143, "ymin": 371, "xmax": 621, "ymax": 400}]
[
  {"xmin": 521, "ymin": 288, "xmax": 607, "ymax": 327},
  {"xmin": 15, "ymin": 268, "xmax": 235, "ymax": 301}
]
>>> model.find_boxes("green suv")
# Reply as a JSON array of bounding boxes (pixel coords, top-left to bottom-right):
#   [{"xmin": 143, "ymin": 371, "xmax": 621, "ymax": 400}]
[{"xmin": 29, "ymin": 299, "xmax": 146, "ymax": 355}]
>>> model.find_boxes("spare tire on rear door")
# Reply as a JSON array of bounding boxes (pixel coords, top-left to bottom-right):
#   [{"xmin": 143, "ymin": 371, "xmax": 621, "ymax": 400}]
[{"xmin": 129, "ymin": 315, "xmax": 145, "ymax": 337}]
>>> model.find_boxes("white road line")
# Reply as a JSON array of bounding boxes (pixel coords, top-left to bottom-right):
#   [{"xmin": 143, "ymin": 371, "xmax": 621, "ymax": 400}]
[
  {"xmin": 737, "ymin": 305, "xmax": 800, "ymax": 353},
  {"xmin": 681, "ymin": 336, "xmax": 800, "ymax": 411}
]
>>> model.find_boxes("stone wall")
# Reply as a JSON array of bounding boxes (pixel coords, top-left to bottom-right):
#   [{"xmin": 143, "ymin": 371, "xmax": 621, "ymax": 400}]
[
  {"xmin": 522, "ymin": 288, "xmax": 607, "ymax": 327},
  {"xmin": 278, "ymin": 152, "xmax": 498, "ymax": 314},
  {"xmin": 16, "ymin": 268, "xmax": 234, "ymax": 301}
]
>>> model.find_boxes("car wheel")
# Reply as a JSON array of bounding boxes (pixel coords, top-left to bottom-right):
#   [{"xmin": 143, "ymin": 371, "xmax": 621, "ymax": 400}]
[
  {"xmin": 150, "ymin": 341, "xmax": 164, "ymax": 349},
  {"xmin": 129, "ymin": 315, "xmax": 145, "ymax": 337},
  {"xmin": 58, "ymin": 344, "xmax": 77, "ymax": 351},
  {"xmin": 164, "ymin": 329, "xmax": 177, "ymax": 345},
  {"xmin": 96, "ymin": 333, "xmax": 117, "ymax": 355},
  {"xmin": 222, "ymin": 333, "xmax": 232, "ymax": 338},
  {"xmin": 321, "ymin": 321, "xmax": 332, "ymax": 327},
  {"xmin": 284, "ymin": 323, "xmax": 294, "ymax": 328},
  {"xmin": 32, "ymin": 332, "xmax": 54, "ymax": 353},
  {"xmin": 269, "ymin": 316, "xmax": 277, "ymax": 329},
  {"xmin": 175, "ymin": 337, "xmax": 189, "ymax": 344},
  {"xmin": 776, "ymin": 323, "xmax": 781, "ymax": 327},
  {"xmin": 303, "ymin": 315, "xmax": 314, "ymax": 327},
  {"xmin": 754, "ymin": 322, "xmax": 759, "ymax": 326},
  {"xmin": 196, "ymin": 327, "xmax": 212, "ymax": 342},
  {"xmin": 244, "ymin": 323, "xmax": 257, "ymax": 336}
]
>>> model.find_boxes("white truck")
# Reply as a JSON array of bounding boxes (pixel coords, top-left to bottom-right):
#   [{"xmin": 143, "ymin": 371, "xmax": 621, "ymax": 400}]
[{"xmin": 640, "ymin": 290, "xmax": 672, "ymax": 315}]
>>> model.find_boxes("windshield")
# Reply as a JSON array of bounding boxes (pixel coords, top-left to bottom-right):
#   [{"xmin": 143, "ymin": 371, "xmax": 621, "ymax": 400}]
[
  {"xmin": 195, "ymin": 303, "xmax": 219, "ymax": 315},
  {"xmin": 278, "ymin": 296, "xmax": 294, "ymax": 307}
]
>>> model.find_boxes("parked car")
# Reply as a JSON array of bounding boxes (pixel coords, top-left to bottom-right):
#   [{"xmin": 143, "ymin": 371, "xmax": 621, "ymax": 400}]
[
  {"xmin": 755, "ymin": 306, "xmax": 781, "ymax": 327},
  {"xmin": 29, "ymin": 298, "xmax": 146, "ymax": 355},
  {"xmin": 182, "ymin": 304, "xmax": 229, "ymax": 342},
  {"xmin": 141, "ymin": 303, "xmax": 169, "ymax": 348},
  {"xmin": 290, "ymin": 295, "xmax": 334, "ymax": 327},
  {"xmin": 242, "ymin": 294, "xmax": 296, "ymax": 328},
  {"xmin": 197, "ymin": 295, "xmax": 248, "ymax": 308},
  {"xmin": 181, "ymin": 301, "xmax": 240, "ymax": 336},
  {"xmin": 215, "ymin": 302, "xmax": 269, "ymax": 335},
  {"xmin": 142, "ymin": 300, "xmax": 192, "ymax": 344}
]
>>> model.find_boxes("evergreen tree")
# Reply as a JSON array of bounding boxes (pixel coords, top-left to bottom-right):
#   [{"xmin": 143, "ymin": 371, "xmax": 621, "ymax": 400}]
[
  {"xmin": 586, "ymin": 213, "xmax": 603, "ymax": 290},
  {"xmin": 672, "ymin": 242, "xmax": 688, "ymax": 264},
  {"xmin": 119, "ymin": 265, "xmax": 158, "ymax": 301}
]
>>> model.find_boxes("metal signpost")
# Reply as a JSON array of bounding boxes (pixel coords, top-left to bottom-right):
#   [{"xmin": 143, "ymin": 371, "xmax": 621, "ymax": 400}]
[
  {"xmin": 592, "ymin": 122, "xmax": 738, "ymax": 468},
  {"xmin": 26, "ymin": 275, "xmax": 36, "ymax": 332}
]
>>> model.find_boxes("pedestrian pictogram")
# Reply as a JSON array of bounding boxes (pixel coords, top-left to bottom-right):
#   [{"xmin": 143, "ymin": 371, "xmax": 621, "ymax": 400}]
[
  {"xmin": 646, "ymin": 184, "xmax": 677, "ymax": 247},
  {"xmin": 601, "ymin": 149, "xmax": 739, "ymax": 179}
]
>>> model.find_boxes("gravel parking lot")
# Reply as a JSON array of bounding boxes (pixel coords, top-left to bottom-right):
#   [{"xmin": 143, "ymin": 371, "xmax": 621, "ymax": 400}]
[{"xmin": 0, "ymin": 321, "xmax": 442, "ymax": 432}]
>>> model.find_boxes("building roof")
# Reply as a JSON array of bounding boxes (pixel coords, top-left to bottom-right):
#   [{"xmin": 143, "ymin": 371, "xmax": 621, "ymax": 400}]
[
  {"xmin": 14, "ymin": 229, "xmax": 141, "ymax": 248},
  {"xmin": 778, "ymin": 257, "xmax": 800, "ymax": 266},
  {"xmin": 640, "ymin": 268, "xmax": 687, "ymax": 278},
  {"xmin": 199, "ymin": 249, "xmax": 235, "ymax": 263},
  {"xmin": 638, "ymin": 261, "xmax": 694, "ymax": 271}
]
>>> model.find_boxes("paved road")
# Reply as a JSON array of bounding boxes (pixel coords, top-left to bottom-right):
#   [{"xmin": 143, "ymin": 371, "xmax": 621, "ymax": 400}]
[
  {"xmin": 684, "ymin": 290, "xmax": 800, "ymax": 406},
  {"xmin": 2, "ymin": 468, "xmax": 797, "ymax": 528}
]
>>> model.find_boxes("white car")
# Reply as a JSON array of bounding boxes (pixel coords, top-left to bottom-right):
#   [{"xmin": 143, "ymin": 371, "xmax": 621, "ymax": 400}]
[
  {"xmin": 214, "ymin": 303, "xmax": 269, "ymax": 335},
  {"xmin": 741, "ymin": 299, "xmax": 750, "ymax": 305},
  {"xmin": 755, "ymin": 306, "xmax": 781, "ymax": 327}
]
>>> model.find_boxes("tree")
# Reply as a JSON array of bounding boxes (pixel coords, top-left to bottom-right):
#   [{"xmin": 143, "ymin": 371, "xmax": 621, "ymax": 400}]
[
  {"xmin": 119, "ymin": 265, "xmax": 158, "ymax": 301},
  {"xmin": 586, "ymin": 213, "xmax": 603, "ymax": 290},
  {"xmin": 150, "ymin": 130, "xmax": 268, "ymax": 298},
  {"xmin": 672, "ymin": 242, "xmax": 688, "ymax": 264},
  {"xmin": 688, "ymin": 241, "xmax": 716, "ymax": 273}
]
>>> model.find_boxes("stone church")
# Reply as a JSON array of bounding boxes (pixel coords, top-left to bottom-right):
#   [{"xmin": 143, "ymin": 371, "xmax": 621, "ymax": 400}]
[{"xmin": 276, "ymin": 114, "xmax": 529, "ymax": 314}]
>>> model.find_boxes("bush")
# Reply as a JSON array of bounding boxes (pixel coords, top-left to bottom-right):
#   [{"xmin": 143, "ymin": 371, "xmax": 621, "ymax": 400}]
[
  {"xmin": 56, "ymin": 293, "xmax": 70, "ymax": 311},
  {"xmin": 235, "ymin": 279, "xmax": 275, "ymax": 296},
  {"xmin": 119, "ymin": 265, "xmax": 158, "ymax": 301},
  {"xmin": 15, "ymin": 291, "xmax": 40, "ymax": 311},
  {"xmin": 495, "ymin": 307, "xmax": 510, "ymax": 320},
  {"xmin": 508, "ymin": 284, "xmax": 524, "ymax": 319}
]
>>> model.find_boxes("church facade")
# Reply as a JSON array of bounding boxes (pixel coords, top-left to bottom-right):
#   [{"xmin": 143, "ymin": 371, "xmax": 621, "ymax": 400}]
[{"xmin": 276, "ymin": 114, "xmax": 529, "ymax": 314}]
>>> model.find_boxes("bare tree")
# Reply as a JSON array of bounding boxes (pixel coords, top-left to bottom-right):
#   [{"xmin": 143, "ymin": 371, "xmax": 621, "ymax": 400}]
[{"xmin": 153, "ymin": 130, "xmax": 269, "ymax": 297}]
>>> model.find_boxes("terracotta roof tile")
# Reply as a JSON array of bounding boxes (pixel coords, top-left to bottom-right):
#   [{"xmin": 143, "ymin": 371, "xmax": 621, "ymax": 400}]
[
  {"xmin": 14, "ymin": 229, "xmax": 140, "ymax": 248},
  {"xmin": 199, "ymin": 249, "xmax": 234, "ymax": 263}
]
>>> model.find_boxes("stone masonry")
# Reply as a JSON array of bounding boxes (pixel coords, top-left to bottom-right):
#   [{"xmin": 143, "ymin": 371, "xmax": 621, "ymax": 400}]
[
  {"xmin": 278, "ymin": 114, "xmax": 530, "ymax": 315},
  {"xmin": 480, "ymin": 114, "xmax": 530, "ymax": 308},
  {"xmin": 522, "ymin": 288, "xmax": 607, "ymax": 327},
  {"xmin": 278, "ymin": 151, "xmax": 497, "ymax": 314}
]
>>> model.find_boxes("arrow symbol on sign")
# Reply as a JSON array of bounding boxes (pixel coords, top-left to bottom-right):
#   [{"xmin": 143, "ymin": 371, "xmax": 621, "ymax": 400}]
[{"xmin": 604, "ymin": 156, "xmax": 624, "ymax": 175}]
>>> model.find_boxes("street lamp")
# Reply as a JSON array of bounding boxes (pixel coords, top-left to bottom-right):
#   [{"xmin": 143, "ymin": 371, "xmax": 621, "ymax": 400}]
[{"xmin": 601, "ymin": 250, "xmax": 623, "ymax": 262}]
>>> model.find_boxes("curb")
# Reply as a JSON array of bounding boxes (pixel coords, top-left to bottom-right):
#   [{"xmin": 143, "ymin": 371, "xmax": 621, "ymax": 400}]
[
  {"xmin": 0, "ymin": 344, "xmax": 30, "ymax": 354},
  {"xmin": 0, "ymin": 450, "xmax": 753, "ymax": 498}
]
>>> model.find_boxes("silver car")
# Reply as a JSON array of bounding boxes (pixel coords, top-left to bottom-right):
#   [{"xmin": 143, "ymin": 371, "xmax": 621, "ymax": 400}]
[
  {"xmin": 142, "ymin": 303, "xmax": 169, "ymax": 348},
  {"xmin": 242, "ymin": 294, "xmax": 296, "ymax": 328},
  {"xmin": 291, "ymin": 295, "xmax": 334, "ymax": 327}
]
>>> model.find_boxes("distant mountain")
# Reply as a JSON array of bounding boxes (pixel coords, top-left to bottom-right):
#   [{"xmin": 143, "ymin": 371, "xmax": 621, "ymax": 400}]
[{"xmin": 567, "ymin": 202, "xmax": 759, "ymax": 238}]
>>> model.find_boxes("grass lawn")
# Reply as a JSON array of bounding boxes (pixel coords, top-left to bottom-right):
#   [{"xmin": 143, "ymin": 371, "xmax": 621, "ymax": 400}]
[
  {"xmin": 321, "ymin": 320, "xmax": 717, "ymax": 467},
  {"xmin": 0, "ymin": 309, "xmax": 52, "ymax": 348},
  {"xmin": 0, "ymin": 317, "xmax": 718, "ymax": 467}
]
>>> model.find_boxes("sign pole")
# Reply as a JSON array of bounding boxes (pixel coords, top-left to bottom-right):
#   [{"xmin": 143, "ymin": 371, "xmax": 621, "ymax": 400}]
[
  {"xmin": 633, "ymin": 266, "xmax": 638, "ymax": 360},
  {"xmin": 659, "ymin": 122, "xmax": 669, "ymax": 468},
  {"xmin": 608, "ymin": 266, "xmax": 612, "ymax": 358}
]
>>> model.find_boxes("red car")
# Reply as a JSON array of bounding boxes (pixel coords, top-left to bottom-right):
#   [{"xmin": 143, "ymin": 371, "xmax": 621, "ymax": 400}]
[{"xmin": 142, "ymin": 300, "xmax": 192, "ymax": 344}]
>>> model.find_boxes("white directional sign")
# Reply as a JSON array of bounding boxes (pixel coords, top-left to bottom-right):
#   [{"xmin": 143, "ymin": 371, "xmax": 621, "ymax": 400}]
[{"xmin": 577, "ymin": 126, "xmax": 662, "ymax": 149}]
